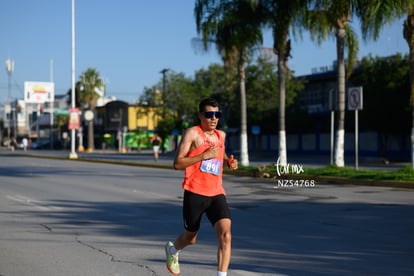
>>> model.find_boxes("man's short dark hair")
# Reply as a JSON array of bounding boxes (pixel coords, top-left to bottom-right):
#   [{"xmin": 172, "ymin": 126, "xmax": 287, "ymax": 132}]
[{"xmin": 199, "ymin": 98, "xmax": 220, "ymax": 112}]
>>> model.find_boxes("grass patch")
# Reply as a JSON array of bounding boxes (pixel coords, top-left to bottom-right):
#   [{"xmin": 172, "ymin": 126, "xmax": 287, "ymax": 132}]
[
  {"xmin": 228, "ymin": 164, "xmax": 414, "ymax": 182},
  {"xmin": 304, "ymin": 165, "xmax": 414, "ymax": 181}
]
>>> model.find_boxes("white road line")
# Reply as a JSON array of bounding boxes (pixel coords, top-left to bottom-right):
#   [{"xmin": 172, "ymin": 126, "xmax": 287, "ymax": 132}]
[{"xmin": 6, "ymin": 194, "xmax": 61, "ymax": 211}]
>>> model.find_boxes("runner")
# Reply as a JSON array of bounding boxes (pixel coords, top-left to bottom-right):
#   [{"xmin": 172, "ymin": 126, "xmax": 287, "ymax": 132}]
[{"xmin": 165, "ymin": 97, "xmax": 238, "ymax": 276}]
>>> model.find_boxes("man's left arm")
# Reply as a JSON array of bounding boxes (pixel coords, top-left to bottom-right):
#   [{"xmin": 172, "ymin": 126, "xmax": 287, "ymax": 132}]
[{"xmin": 221, "ymin": 130, "xmax": 238, "ymax": 170}]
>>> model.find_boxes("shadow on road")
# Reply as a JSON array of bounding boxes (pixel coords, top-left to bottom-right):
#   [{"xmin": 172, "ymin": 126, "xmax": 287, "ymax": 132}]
[{"xmin": 10, "ymin": 195, "xmax": 413, "ymax": 275}]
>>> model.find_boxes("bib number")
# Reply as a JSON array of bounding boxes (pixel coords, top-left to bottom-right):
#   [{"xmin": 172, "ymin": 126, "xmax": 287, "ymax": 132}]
[{"xmin": 200, "ymin": 159, "xmax": 221, "ymax": 176}]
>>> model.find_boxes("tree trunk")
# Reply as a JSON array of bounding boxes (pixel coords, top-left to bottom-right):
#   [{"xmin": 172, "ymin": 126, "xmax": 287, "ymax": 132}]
[
  {"xmin": 277, "ymin": 51, "xmax": 287, "ymax": 167},
  {"xmin": 334, "ymin": 27, "xmax": 346, "ymax": 167},
  {"xmin": 403, "ymin": 13, "xmax": 414, "ymax": 168},
  {"xmin": 239, "ymin": 61, "xmax": 249, "ymax": 166}
]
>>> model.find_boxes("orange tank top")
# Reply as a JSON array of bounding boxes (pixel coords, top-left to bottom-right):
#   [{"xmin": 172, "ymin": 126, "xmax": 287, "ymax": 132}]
[{"xmin": 182, "ymin": 126, "xmax": 225, "ymax": 196}]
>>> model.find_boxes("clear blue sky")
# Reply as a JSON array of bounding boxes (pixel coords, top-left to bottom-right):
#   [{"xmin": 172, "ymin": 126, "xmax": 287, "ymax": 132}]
[{"xmin": 0, "ymin": 0, "xmax": 408, "ymax": 103}]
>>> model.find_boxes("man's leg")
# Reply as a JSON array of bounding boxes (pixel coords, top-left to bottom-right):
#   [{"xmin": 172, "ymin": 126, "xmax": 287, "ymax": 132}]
[
  {"xmin": 174, "ymin": 229, "xmax": 198, "ymax": 250},
  {"xmin": 165, "ymin": 230, "xmax": 198, "ymax": 275},
  {"xmin": 214, "ymin": 218, "xmax": 232, "ymax": 272}
]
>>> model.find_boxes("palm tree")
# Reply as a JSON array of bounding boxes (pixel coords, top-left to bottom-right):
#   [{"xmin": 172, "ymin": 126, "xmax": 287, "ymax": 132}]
[
  {"xmin": 195, "ymin": 0, "xmax": 263, "ymax": 166},
  {"xmin": 78, "ymin": 68, "xmax": 105, "ymax": 152},
  {"xmin": 403, "ymin": 3, "xmax": 414, "ymax": 168},
  {"xmin": 306, "ymin": 0, "xmax": 410, "ymax": 167},
  {"xmin": 257, "ymin": 0, "xmax": 309, "ymax": 167}
]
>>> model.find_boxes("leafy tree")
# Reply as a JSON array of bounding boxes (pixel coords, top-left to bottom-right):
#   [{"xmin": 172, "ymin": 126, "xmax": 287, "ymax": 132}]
[
  {"xmin": 78, "ymin": 68, "xmax": 105, "ymax": 152},
  {"xmin": 306, "ymin": 0, "xmax": 410, "ymax": 167},
  {"xmin": 139, "ymin": 86, "xmax": 162, "ymax": 107},
  {"xmin": 167, "ymin": 72, "xmax": 200, "ymax": 129},
  {"xmin": 351, "ymin": 54, "xmax": 410, "ymax": 160},
  {"xmin": 195, "ymin": 0, "xmax": 263, "ymax": 166},
  {"xmin": 139, "ymin": 71, "xmax": 199, "ymax": 151},
  {"xmin": 55, "ymin": 113, "xmax": 69, "ymax": 141},
  {"xmin": 257, "ymin": 0, "xmax": 309, "ymax": 166},
  {"xmin": 245, "ymin": 56, "xmax": 279, "ymax": 125},
  {"xmin": 66, "ymin": 81, "xmax": 83, "ymax": 108},
  {"xmin": 193, "ymin": 64, "xmax": 235, "ymax": 128},
  {"xmin": 403, "ymin": 1, "xmax": 414, "ymax": 167},
  {"xmin": 244, "ymin": 56, "xmax": 304, "ymax": 132}
]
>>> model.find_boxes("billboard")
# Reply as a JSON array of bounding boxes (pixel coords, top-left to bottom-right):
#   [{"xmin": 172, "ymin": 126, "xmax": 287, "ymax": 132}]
[{"xmin": 24, "ymin": 81, "xmax": 55, "ymax": 103}]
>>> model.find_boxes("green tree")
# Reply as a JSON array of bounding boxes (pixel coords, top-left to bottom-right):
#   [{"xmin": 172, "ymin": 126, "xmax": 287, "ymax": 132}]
[
  {"xmin": 139, "ymin": 71, "xmax": 200, "ymax": 151},
  {"xmin": 167, "ymin": 72, "xmax": 200, "ymax": 129},
  {"xmin": 66, "ymin": 81, "xmax": 83, "ymax": 108},
  {"xmin": 193, "ymin": 64, "xmax": 235, "ymax": 128},
  {"xmin": 306, "ymin": 0, "xmax": 410, "ymax": 167},
  {"xmin": 351, "ymin": 54, "xmax": 410, "ymax": 160},
  {"xmin": 55, "ymin": 113, "xmax": 69, "ymax": 142},
  {"xmin": 78, "ymin": 68, "xmax": 105, "ymax": 152},
  {"xmin": 195, "ymin": 0, "xmax": 263, "ymax": 166},
  {"xmin": 403, "ymin": 2, "xmax": 414, "ymax": 167},
  {"xmin": 247, "ymin": 56, "xmax": 304, "ymax": 127},
  {"xmin": 257, "ymin": 0, "xmax": 309, "ymax": 166},
  {"xmin": 245, "ymin": 56, "xmax": 279, "ymax": 125}
]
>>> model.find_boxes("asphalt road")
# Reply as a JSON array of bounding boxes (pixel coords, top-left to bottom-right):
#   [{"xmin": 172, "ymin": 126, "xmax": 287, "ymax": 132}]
[{"xmin": 0, "ymin": 154, "xmax": 413, "ymax": 275}]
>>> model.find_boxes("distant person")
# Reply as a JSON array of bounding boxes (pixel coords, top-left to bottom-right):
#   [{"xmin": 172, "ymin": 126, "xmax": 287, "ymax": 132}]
[
  {"xmin": 22, "ymin": 137, "xmax": 29, "ymax": 152},
  {"xmin": 151, "ymin": 133, "xmax": 162, "ymax": 161},
  {"xmin": 165, "ymin": 98, "xmax": 238, "ymax": 276},
  {"xmin": 10, "ymin": 138, "xmax": 17, "ymax": 151}
]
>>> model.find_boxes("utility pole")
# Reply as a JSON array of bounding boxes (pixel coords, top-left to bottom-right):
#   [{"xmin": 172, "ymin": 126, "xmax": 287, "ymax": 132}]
[
  {"xmin": 160, "ymin": 68, "xmax": 169, "ymax": 117},
  {"xmin": 50, "ymin": 59, "xmax": 54, "ymax": 149},
  {"xmin": 69, "ymin": 0, "xmax": 78, "ymax": 159},
  {"xmin": 5, "ymin": 59, "xmax": 14, "ymax": 140}
]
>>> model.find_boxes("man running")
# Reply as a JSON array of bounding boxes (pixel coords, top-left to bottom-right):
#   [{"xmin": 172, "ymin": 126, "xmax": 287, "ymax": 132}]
[{"xmin": 165, "ymin": 97, "xmax": 238, "ymax": 276}]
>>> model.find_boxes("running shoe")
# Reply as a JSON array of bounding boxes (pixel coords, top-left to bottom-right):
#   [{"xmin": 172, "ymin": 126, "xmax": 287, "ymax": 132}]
[{"xmin": 165, "ymin": 241, "xmax": 180, "ymax": 275}]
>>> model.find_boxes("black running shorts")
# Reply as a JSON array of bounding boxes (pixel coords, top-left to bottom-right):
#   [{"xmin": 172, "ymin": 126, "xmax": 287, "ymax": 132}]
[{"xmin": 182, "ymin": 190, "xmax": 231, "ymax": 232}]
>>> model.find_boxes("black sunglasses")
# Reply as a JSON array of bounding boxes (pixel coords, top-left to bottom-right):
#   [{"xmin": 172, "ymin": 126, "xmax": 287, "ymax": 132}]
[{"xmin": 203, "ymin": 111, "xmax": 222, "ymax": 119}]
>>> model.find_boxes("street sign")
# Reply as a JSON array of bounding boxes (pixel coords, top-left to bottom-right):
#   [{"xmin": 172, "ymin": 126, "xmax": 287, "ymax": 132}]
[
  {"xmin": 348, "ymin": 87, "xmax": 363, "ymax": 110},
  {"xmin": 348, "ymin": 86, "xmax": 363, "ymax": 170}
]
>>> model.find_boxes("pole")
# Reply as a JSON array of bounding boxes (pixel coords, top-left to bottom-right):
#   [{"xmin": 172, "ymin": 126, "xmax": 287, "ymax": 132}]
[
  {"xmin": 50, "ymin": 59, "xmax": 54, "ymax": 149},
  {"xmin": 36, "ymin": 104, "xmax": 40, "ymax": 143},
  {"xmin": 330, "ymin": 110, "xmax": 334, "ymax": 165},
  {"xmin": 160, "ymin": 68, "xmax": 169, "ymax": 117},
  {"xmin": 69, "ymin": 0, "xmax": 78, "ymax": 159},
  {"xmin": 13, "ymin": 101, "xmax": 17, "ymax": 140},
  {"xmin": 355, "ymin": 110, "xmax": 359, "ymax": 170},
  {"xmin": 329, "ymin": 89, "xmax": 335, "ymax": 165},
  {"xmin": 6, "ymin": 59, "xmax": 14, "ymax": 141}
]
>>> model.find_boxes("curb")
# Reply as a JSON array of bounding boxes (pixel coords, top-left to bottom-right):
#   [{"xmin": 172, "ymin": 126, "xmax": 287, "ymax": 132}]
[{"xmin": 3, "ymin": 152, "xmax": 414, "ymax": 189}]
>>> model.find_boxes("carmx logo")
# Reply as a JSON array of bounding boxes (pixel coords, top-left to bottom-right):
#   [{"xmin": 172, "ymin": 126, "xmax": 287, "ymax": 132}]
[{"xmin": 274, "ymin": 157, "xmax": 304, "ymax": 177}]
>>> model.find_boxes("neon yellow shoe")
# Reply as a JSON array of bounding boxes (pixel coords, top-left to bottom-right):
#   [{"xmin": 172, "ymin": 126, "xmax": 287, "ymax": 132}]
[{"xmin": 165, "ymin": 241, "xmax": 180, "ymax": 275}]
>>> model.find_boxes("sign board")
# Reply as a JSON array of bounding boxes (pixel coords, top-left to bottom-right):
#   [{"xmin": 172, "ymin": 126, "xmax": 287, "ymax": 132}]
[
  {"xmin": 251, "ymin": 125, "xmax": 261, "ymax": 135},
  {"xmin": 348, "ymin": 86, "xmax": 363, "ymax": 110},
  {"xmin": 24, "ymin": 81, "xmax": 55, "ymax": 103},
  {"xmin": 68, "ymin": 108, "xmax": 80, "ymax": 130}
]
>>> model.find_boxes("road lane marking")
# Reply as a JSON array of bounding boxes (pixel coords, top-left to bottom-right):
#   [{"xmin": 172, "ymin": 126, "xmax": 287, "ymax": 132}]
[{"xmin": 6, "ymin": 194, "xmax": 62, "ymax": 211}]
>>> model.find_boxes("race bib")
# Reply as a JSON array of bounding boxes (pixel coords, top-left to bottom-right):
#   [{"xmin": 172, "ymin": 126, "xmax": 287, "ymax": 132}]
[{"xmin": 200, "ymin": 159, "xmax": 222, "ymax": 176}]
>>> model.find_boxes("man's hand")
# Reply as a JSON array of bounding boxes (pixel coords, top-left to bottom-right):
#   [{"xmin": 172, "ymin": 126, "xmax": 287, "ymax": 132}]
[
  {"xmin": 227, "ymin": 155, "xmax": 238, "ymax": 170},
  {"xmin": 202, "ymin": 146, "xmax": 219, "ymax": 160}
]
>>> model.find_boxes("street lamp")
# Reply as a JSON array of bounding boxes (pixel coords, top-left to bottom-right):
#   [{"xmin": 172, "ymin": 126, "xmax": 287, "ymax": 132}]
[{"xmin": 69, "ymin": 0, "xmax": 78, "ymax": 159}]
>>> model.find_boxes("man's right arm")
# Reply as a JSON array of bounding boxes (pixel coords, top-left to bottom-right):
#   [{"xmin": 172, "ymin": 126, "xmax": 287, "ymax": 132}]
[{"xmin": 173, "ymin": 128, "xmax": 218, "ymax": 170}]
